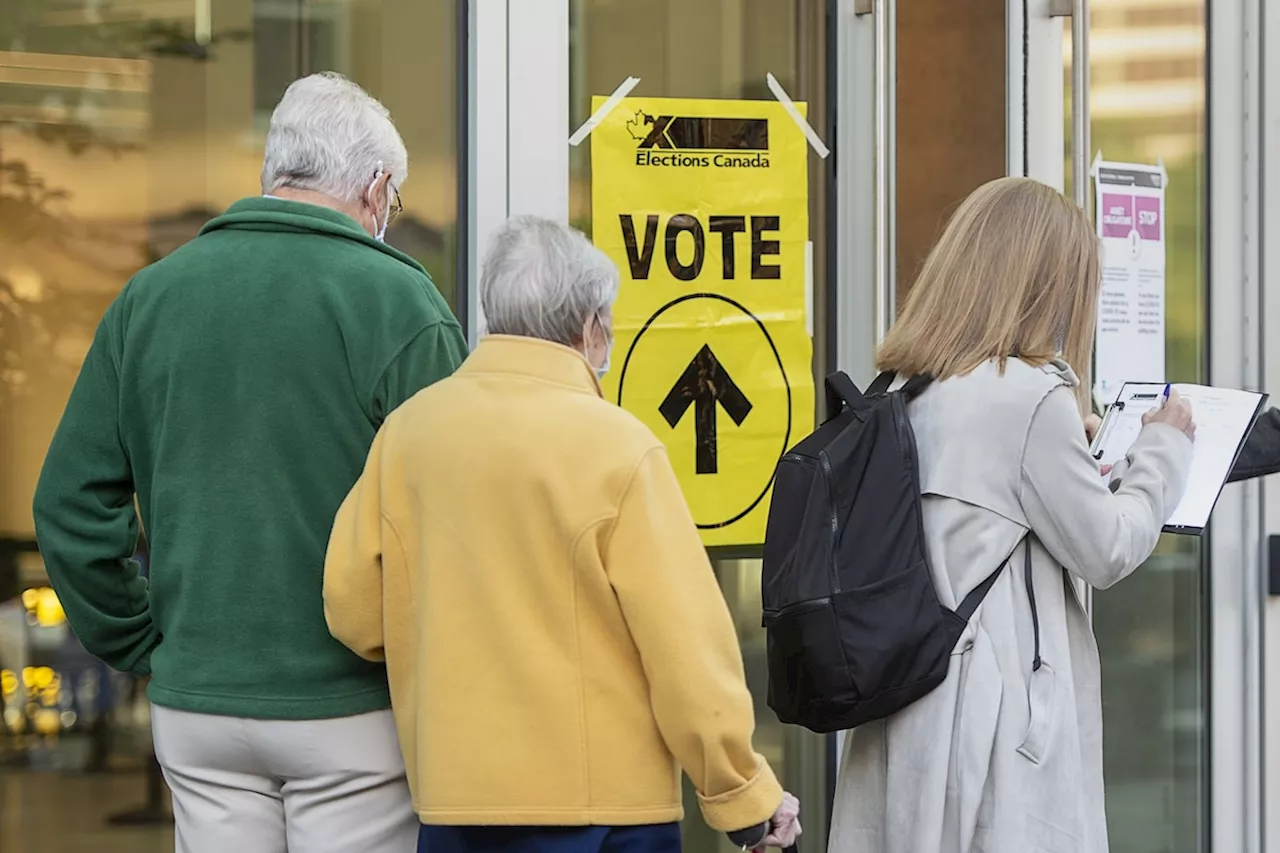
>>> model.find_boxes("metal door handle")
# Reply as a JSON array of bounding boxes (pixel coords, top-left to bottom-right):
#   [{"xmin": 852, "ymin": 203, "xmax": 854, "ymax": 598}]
[
  {"xmin": 875, "ymin": 0, "xmax": 893, "ymax": 341},
  {"xmin": 854, "ymin": 0, "xmax": 893, "ymax": 340},
  {"xmin": 1052, "ymin": 0, "xmax": 1091, "ymax": 210}
]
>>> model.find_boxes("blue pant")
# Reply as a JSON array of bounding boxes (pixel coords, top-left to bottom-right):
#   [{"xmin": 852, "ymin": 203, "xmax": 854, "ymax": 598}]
[{"xmin": 417, "ymin": 824, "xmax": 682, "ymax": 853}]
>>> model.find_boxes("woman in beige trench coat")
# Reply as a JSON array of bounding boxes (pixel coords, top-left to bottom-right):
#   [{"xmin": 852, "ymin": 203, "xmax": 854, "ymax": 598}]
[{"xmin": 828, "ymin": 178, "xmax": 1196, "ymax": 853}]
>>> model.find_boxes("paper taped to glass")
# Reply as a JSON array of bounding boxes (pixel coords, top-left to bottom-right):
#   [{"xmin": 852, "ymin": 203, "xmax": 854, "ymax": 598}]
[{"xmin": 589, "ymin": 95, "xmax": 815, "ymax": 548}]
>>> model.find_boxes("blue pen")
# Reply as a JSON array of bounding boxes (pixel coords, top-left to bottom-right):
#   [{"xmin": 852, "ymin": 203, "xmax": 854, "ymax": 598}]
[{"xmin": 1162, "ymin": 383, "xmax": 1171, "ymax": 408}]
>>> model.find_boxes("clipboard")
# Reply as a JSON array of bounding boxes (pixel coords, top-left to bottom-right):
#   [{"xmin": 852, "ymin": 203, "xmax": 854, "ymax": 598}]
[{"xmin": 1089, "ymin": 382, "xmax": 1268, "ymax": 535}]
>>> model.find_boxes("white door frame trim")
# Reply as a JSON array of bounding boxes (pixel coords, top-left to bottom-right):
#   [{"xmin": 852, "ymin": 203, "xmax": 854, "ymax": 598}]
[{"xmin": 465, "ymin": 0, "xmax": 569, "ymax": 344}]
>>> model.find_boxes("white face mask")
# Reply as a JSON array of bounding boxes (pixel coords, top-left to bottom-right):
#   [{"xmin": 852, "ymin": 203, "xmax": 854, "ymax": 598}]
[{"xmin": 366, "ymin": 171, "xmax": 391, "ymax": 242}]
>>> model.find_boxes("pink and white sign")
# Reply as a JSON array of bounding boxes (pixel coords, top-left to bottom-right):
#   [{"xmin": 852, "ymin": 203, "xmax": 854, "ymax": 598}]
[
  {"xmin": 1093, "ymin": 159, "xmax": 1167, "ymax": 405},
  {"xmin": 1135, "ymin": 196, "xmax": 1161, "ymax": 241},
  {"xmin": 1100, "ymin": 193, "xmax": 1134, "ymax": 239}
]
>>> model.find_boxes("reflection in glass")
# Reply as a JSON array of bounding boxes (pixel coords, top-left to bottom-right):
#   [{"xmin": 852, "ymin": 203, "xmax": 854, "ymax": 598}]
[
  {"xmin": 1067, "ymin": 2, "xmax": 1206, "ymax": 850},
  {"xmin": 1, "ymin": 0, "xmax": 459, "ymax": 536},
  {"xmin": 0, "ymin": 1, "xmax": 458, "ymax": 842}
]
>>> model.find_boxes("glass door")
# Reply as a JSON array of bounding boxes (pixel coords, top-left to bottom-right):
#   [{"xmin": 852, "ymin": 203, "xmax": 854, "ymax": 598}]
[
  {"xmin": 858, "ymin": 0, "xmax": 1212, "ymax": 849},
  {"xmin": 567, "ymin": 2, "xmax": 833, "ymax": 850},
  {"xmin": 1064, "ymin": 4, "xmax": 1209, "ymax": 851},
  {"xmin": 0, "ymin": 0, "xmax": 462, "ymax": 845}
]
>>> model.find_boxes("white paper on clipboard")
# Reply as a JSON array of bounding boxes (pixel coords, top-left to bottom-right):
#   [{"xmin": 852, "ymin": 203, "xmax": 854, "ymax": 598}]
[{"xmin": 1090, "ymin": 382, "xmax": 1266, "ymax": 533}]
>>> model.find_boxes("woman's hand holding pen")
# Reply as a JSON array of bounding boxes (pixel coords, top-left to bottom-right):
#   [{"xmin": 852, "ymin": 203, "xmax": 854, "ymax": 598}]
[
  {"xmin": 1142, "ymin": 386, "xmax": 1197, "ymax": 440},
  {"xmin": 1088, "ymin": 386, "xmax": 1195, "ymax": 483}
]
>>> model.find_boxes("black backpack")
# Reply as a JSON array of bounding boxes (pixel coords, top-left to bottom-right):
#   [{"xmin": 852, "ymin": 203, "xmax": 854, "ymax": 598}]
[{"xmin": 761, "ymin": 371, "xmax": 1040, "ymax": 734}]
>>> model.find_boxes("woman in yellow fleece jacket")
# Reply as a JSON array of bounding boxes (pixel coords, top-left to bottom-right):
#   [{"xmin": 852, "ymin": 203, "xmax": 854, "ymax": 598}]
[{"xmin": 324, "ymin": 216, "xmax": 801, "ymax": 853}]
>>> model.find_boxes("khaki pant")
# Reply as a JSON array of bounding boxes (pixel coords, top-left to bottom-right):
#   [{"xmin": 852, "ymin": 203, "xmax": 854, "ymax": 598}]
[{"xmin": 151, "ymin": 705, "xmax": 417, "ymax": 853}]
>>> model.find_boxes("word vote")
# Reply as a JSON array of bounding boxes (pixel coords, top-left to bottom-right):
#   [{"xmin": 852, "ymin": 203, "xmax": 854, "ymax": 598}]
[{"xmin": 619, "ymin": 214, "xmax": 782, "ymax": 282}]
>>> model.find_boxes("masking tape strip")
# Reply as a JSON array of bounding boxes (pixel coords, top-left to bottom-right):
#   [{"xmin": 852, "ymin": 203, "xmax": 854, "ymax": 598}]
[
  {"xmin": 767, "ymin": 72, "xmax": 830, "ymax": 159},
  {"xmin": 568, "ymin": 76, "xmax": 641, "ymax": 146},
  {"xmin": 804, "ymin": 241, "xmax": 815, "ymax": 338}
]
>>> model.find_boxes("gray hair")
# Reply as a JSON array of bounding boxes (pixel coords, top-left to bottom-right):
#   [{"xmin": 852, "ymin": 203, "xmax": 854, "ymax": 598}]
[
  {"xmin": 480, "ymin": 217, "xmax": 620, "ymax": 346},
  {"xmin": 260, "ymin": 72, "xmax": 408, "ymax": 202}
]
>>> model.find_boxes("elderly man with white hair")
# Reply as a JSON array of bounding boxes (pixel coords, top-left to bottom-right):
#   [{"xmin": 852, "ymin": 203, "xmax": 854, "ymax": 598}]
[
  {"xmin": 33, "ymin": 72, "xmax": 466, "ymax": 852},
  {"xmin": 324, "ymin": 216, "xmax": 802, "ymax": 853}
]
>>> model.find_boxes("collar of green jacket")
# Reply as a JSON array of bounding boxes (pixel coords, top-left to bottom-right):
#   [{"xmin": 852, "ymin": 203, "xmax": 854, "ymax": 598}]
[{"xmin": 201, "ymin": 197, "xmax": 428, "ymax": 276}]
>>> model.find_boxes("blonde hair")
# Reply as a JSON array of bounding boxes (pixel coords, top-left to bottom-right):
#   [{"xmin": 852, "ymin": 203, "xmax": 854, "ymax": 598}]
[{"xmin": 877, "ymin": 176, "xmax": 1101, "ymax": 412}]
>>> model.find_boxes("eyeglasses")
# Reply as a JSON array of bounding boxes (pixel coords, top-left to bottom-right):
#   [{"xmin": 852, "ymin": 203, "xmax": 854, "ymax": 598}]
[
  {"xmin": 388, "ymin": 184, "xmax": 403, "ymax": 224},
  {"xmin": 370, "ymin": 170, "xmax": 405, "ymax": 225}
]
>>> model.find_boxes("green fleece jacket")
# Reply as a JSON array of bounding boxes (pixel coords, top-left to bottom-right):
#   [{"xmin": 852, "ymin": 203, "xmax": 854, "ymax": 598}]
[{"xmin": 33, "ymin": 198, "xmax": 468, "ymax": 719}]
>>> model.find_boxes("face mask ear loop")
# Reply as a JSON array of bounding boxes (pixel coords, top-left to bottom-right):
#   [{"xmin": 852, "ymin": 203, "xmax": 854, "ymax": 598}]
[
  {"xmin": 368, "ymin": 165, "xmax": 390, "ymax": 242},
  {"xmin": 593, "ymin": 312, "xmax": 613, "ymax": 381}
]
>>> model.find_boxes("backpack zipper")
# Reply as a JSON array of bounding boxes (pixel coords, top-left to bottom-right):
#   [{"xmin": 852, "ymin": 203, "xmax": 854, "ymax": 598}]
[
  {"xmin": 818, "ymin": 449, "xmax": 841, "ymax": 594},
  {"xmin": 763, "ymin": 596, "xmax": 831, "ymax": 623}
]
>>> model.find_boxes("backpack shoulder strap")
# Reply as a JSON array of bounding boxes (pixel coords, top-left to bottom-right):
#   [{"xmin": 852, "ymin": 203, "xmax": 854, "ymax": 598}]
[
  {"xmin": 867, "ymin": 371, "xmax": 895, "ymax": 396},
  {"xmin": 955, "ymin": 563, "xmax": 1004, "ymax": 623},
  {"xmin": 867, "ymin": 372, "xmax": 933, "ymax": 400},
  {"xmin": 900, "ymin": 374, "xmax": 934, "ymax": 399},
  {"xmin": 823, "ymin": 372, "xmax": 868, "ymax": 422},
  {"xmin": 954, "ymin": 538, "xmax": 1042, "ymax": 672}
]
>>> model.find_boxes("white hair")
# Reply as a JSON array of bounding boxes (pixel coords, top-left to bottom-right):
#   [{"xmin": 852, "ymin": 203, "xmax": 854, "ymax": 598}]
[
  {"xmin": 260, "ymin": 72, "xmax": 408, "ymax": 202},
  {"xmin": 480, "ymin": 217, "xmax": 620, "ymax": 346}
]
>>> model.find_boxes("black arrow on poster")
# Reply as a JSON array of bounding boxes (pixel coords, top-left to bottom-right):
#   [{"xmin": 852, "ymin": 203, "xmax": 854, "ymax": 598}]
[{"xmin": 659, "ymin": 344, "xmax": 753, "ymax": 475}]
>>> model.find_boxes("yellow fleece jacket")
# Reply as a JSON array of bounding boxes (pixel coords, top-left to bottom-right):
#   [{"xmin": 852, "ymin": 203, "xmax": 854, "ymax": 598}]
[{"xmin": 323, "ymin": 335, "xmax": 781, "ymax": 830}]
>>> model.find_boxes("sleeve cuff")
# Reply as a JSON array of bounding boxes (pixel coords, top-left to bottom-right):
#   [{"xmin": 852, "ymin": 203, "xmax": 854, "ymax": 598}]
[
  {"xmin": 1131, "ymin": 422, "xmax": 1195, "ymax": 494},
  {"xmin": 117, "ymin": 631, "xmax": 160, "ymax": 677},
  {"xmin": 696, "ymin": 756, "xmax": 783, "ymax": 833},
  {"xmin": 131, "ymin": 654, "xmax": 153, "ymax": 678},
  {"xmin": 1133, "ymin": 422, "xmax": 1194, "ymax": 461}
]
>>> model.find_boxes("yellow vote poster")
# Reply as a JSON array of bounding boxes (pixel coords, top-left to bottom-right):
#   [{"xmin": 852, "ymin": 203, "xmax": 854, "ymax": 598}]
[{"xmin": 591, "ymin": 95, "xmax": 815, "ymax": 548}]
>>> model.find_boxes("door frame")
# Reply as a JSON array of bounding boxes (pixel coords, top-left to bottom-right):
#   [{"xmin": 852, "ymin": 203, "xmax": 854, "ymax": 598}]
[
  {"xmin": 1026, "ymin": 1, "xmax": 1265, "ymax": 849},
  {"xmin": 1209, "ymin": 0, "xmax": 1266, "ymax": 851},
  {"xmin": 462, "ymin": 1, "xmax": 1268, "ymax": 851},
  {"xmin": 464, "ymin": 0, "xmax": 570, "ymax": 345},
  {"xmin": 464, "ymin": 0, "xmax": 843, "ymax": 841}
]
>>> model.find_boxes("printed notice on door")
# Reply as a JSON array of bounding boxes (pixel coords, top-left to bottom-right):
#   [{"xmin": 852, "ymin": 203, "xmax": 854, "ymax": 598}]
[
  {"xmin": 589, "ymin": 95, "xmax": 815, "ymax": 548},
  {"xmin": 1093, "ymin": 159, "xmax": 1167, "ymax": 405}
]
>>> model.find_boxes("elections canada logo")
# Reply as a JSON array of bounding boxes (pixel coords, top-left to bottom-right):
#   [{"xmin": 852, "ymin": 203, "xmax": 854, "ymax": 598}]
[{"xmin": 625, "ymin": 111, "xmax": 771, "ymax": 170}]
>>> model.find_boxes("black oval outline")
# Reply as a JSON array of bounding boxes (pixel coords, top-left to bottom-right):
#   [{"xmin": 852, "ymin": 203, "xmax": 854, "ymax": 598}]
[{"xmin": 616, "ymin": 292, "xmax": 793, "ymax": 529}]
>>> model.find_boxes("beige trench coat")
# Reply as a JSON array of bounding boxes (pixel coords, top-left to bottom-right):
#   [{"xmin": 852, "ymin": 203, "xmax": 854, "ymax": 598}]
[{"xmin": 828, "ymin": 359, "xmax": 1192, "ymax": 853}]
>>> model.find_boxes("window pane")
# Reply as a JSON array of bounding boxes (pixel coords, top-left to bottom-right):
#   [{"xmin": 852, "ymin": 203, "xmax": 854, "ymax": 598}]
[
  {"xmin": 1068, "ymin": 1, "xmax": 1207, "ymax": 850},
  {"xmin": 0, "ymin": 0, "xmax": 459, "ymax": 531},
  {"xmin": 0, "ymin": 0, "xmax": 458, "ymax": 830}
]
